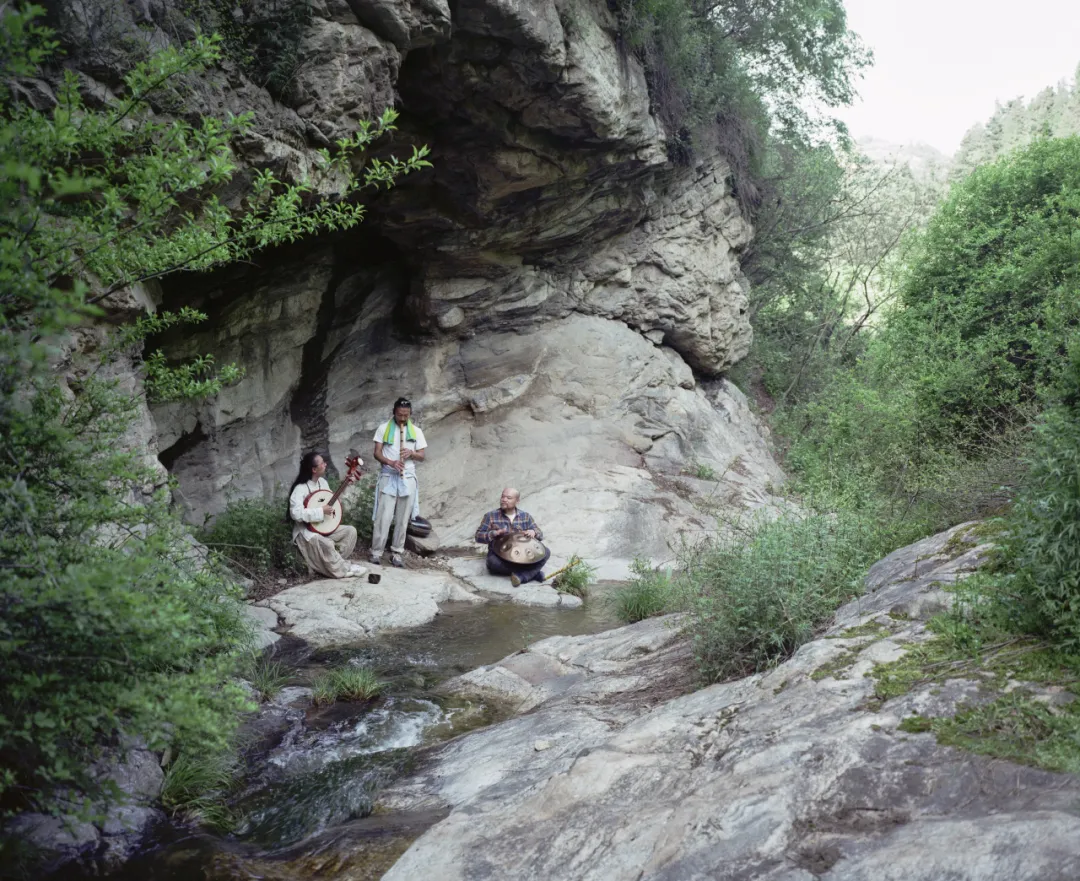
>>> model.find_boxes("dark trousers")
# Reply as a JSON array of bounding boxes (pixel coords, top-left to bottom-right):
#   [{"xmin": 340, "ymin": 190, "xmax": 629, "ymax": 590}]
[{"xmin": 486, "ymin": 546, "xmax": 550, "ymax": 584}]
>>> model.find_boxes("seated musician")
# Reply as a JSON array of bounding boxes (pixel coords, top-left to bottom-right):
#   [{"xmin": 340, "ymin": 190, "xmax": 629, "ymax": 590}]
[
  {"xmin": 474, "ymin": 487, "xmax": 550, "ymax": 586},
  {"xmin": 287, "ymin": 452, "xmax": 367, "ymax": 579}
]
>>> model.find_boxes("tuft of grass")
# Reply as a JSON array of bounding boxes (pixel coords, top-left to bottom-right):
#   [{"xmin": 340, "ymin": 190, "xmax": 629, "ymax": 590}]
[
  {"xmin": 686, "ymin": 462, "xmax": 717, "ymax": 481},
  {"xmin": 242, "ymin": 651, "xmax": 290, "ymax": 702},
  {"xmin": 310, "ymin": 666, "xmax": 386, "ymax": 706},
  {"xmin": 611, "ymin": 559, "xmax": 675, "ymax": 623},
  {"xmin": 551, "ymin": 555, "xmax": 596, "ymax": 598},
  {"xmin": 160, "ymin": 752, "xmax": 239, "ymax": 831}
]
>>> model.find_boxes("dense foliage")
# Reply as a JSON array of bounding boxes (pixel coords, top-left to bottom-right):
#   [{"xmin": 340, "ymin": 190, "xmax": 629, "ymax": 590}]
[
  {"xmin": 990, "ymin": 343, "xmax": 1080, "ymax": 646},
  {"xmin": 0, "ymin": 5, "xmax": 427, "ymax": 833},
  {"xmin": 614, "ymin": 0, "xmax": 869, "ymax": 206},
  {"xmin": 780, "ymin": 136, "xmax": 1080, "ymax": 526},
  {"xmin": 952, "ymin": 64, "xmax": 1080, "ymax": 179}
]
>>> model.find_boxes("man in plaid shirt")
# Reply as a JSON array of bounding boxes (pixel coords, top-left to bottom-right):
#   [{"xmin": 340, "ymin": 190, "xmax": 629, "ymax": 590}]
[{"xmin": 475, "ymin": 488, "xmax": 549, "ymax": 586}]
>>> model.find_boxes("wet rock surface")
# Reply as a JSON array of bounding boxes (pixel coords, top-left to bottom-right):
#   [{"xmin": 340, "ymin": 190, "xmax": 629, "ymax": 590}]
[
  {"xmin": 379, "ymin": 526, "xmax": 1080, "ymax": 881},
  {"xmin": 259, "ymin": 568, "xmax": 483, "ymax": 644}
]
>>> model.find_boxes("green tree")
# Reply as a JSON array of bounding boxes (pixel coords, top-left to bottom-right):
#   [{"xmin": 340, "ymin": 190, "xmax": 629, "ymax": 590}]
[
  {"xmin": 615, "ymin": 0, "xmax": 870, "ymax": 169},
  {"xmin": 0, "ymin": 4, "xmax": 429, "ymax": 829}
]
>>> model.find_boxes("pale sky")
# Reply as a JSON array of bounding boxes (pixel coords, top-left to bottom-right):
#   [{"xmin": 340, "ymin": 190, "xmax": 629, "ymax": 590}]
[{"xmin": 836, "ymin": 0, "xmax": 1080, "ymax": 155}]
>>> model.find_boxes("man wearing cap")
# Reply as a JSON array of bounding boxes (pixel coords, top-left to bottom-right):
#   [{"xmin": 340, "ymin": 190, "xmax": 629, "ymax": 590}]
[{"xmin": 370, "ymin": 397, "xmax": 427, "ymax": 568}]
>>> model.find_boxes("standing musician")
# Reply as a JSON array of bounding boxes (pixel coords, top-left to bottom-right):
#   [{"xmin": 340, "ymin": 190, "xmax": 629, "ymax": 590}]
[
  {"xmin": 371, "ymin": 397, "xmax": 427, "ymax": 568},
  {"xmin": 475, "ymin": 487, "xmax": 549, "ymax": 586},
  {"xmin": 287, "ymin": 452, "xmax": 367, "ymax": 579}
]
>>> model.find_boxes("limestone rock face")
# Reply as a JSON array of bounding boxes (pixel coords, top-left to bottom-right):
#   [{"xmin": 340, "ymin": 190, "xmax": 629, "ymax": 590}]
[
  {"xmin": 379, "ymin": 524, "xmax": 1080, "ymax": 881},
  {"xmin": 44, "ymin": 0, "xmax": 771, "ymax": 562}
]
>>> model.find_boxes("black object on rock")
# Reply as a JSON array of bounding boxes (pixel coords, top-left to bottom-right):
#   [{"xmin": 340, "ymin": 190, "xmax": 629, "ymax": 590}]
[{"xmin": 407, "ymin": 515, "xmax": 432, "ymax": 537}]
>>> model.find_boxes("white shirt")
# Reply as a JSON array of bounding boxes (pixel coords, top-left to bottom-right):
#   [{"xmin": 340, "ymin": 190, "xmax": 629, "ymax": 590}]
[
  {"xmin": 373, "ymin": 420, "xmax": 428, "ymax": 478},
  {"xmin": 289, "ymin": 477, "xmax": 328, "ymax": 543}
]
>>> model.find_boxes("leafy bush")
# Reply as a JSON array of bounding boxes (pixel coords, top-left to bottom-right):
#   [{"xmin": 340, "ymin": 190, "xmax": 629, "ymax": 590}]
[
  {"xmin": 612, "ymin": 559, "xmax": 676, "ymax": 623},
  {"xmin": 341, "ymin": 473, "xmax": 378, "ymax": 545},
  {"xmin": 685, "ymin": 512, "xmax": 893, "ymax": 682},
  {"xmin": 992, "ymin": 340, "xmax": 1080, "ymax": 647},
  {"xmin": 310, "ymin": 666, "xmax": 386, "ymax": 705},
  {"xmin": 200, "ymin": 497, "xmax": 307, "ymax": 579},
  {"xmin": 0, "ymin": 379, "xmax": 255, "ymax": 816}
]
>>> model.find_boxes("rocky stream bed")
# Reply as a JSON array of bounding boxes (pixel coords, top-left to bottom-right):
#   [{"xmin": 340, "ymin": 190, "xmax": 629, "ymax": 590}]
[{"xmin": 38, "ymin": 524, "xmax": 1080, "ymax": 881}]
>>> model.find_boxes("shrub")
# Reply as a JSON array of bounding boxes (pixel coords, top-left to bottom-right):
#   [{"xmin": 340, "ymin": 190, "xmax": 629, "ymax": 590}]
[
  {"xmin": 200, "ymin": 497, "xmax": 306, "ymax": 579},
  {"xmin": 994, "ymin": 340, "xmax": 1080, "ymax": 647},
  {"xmin": 341, "ymin": 473, "xmax": 378, "ymax": 545},
  {"xmin": 310, "ymin": 666, "xmax": 385, "ymax": 705},
  {"xmin": 612, "ymin": 559, "xmax": 676, "ymax": 623},
  {"xmin": 0, "ymin": 6, "xmax": 428, "ymax": 828},
  {"xmin": 685, "ymin": 512, "xmax": 892, "ymax": 682}
]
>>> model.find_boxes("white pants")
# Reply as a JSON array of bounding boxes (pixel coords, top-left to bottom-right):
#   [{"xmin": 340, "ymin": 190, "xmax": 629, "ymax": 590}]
[
  {"xmin": 372, "ymin": 475, "xmax": 415, "ymax": 558},
  {"xmin": 295, "ymin": 525, "xmax": 358, "ymax": 579}
]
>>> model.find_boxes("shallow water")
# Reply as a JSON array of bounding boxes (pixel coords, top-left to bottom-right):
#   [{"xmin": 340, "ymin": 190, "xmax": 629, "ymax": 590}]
[{"xmin": 110, "ymin": 585, "xmax": 626, "ymax": 880}]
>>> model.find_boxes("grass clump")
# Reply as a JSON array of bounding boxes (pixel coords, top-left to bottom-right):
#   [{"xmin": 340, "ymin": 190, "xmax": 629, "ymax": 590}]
[
  {"xmin": 242, "ymin": 652, "xmax": 290, "ymax": 702},
  {"xmin": 160, "ymin": 751, "xmax": 239, "ymax": 831},
  {"xmin": 612, "ymin": 559, "xmax": 676, "ymax": 623},
  {"xmin": 551, "ymin": 555, "xmax": 596, "ymax": 598},
  {"xmin": 310, "ymin": 666, "xmax": 386, "ymax": 706}
]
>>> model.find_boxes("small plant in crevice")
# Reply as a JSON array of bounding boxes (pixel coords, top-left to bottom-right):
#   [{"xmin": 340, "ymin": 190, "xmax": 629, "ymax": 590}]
[
  {"xmin": 685, "ymin": 462, "xmax": 718, "ymax": 481},
  {"xmin": 550, "ymin": 555, "xmax": 596, "ymax": 599},
  {"xmin": 310, "ymin": 666, "xmax": 386, "ymax": 706},
  {"xmin": 242, "ymin": 651, "xmax": 290, "ymax": 702}
]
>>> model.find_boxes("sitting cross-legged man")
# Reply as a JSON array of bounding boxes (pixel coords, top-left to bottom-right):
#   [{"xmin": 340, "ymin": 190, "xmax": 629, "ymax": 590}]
[{"xmin": 474, "ymin": 487, "xmax": 550, "ymax": 586}]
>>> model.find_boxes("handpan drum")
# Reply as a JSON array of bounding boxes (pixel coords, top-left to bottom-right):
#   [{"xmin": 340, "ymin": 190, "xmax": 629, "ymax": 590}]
[{"xmin": 491, "ymin": 533, "xmax": 547, "ymax": 564}]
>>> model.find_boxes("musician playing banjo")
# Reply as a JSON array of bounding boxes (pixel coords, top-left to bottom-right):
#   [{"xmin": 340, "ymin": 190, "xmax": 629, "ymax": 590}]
[
  {"xmin": 475, "ymin": 488, "xmax": 549, "ymax": 586},
  {"xmin": 287, "ymin": 452, "xmax": 367, "ymax": 579}
]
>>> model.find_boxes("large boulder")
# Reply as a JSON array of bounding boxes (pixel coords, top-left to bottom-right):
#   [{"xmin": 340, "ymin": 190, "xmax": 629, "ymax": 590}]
[
  {"xmin": 378, "ymin": 525, "xmax": 1080, "ymax": 880},
  {"xmin": 259, "ymin": 568, "xmax": 482, "ymax": 645}
]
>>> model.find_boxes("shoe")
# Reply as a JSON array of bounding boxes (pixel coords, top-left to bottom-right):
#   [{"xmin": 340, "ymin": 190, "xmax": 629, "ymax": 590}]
[
  {"xmin": 347, "ymin": 563, "xmax": 367, "ymax": 578},
  {"xmin": 510, "ymin": 574, "xmax": 521, "ymax": 587},
  {"xmin": 369, "ymin": 554, "xmax": 381, "ymax": 565},
  {"xmin": 390, "ymin": 555, "xmax": 405, "ymax": 568}
]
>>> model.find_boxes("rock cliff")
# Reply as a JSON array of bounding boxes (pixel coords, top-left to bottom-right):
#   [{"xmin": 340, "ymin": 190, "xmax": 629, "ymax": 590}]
[{"xmin": 44, "ymin": 0, "xmax": 775, "ymax": 554}]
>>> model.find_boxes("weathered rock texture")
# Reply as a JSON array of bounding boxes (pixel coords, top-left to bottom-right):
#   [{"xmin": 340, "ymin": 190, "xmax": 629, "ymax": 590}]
[
  {"xmin": 379, "ymin": 523, "xmax": 1080, "ymax": 881},
  {"xmin": 40, "ymin": 0, "xmax": 775, "ymax": 553},
  {"xmin": 5, "ymin": 743, "xmax": 165, "ymax": 875}
]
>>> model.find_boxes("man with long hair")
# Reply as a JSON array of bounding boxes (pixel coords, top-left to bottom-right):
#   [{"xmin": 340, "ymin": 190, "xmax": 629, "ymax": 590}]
[
  {"xmin": 287, "ymin": 451, "xmax": 366, "ymax": 579},
  {"xmin": 371, "ymin": 397, "xmax": 427, "ymax": 567}
]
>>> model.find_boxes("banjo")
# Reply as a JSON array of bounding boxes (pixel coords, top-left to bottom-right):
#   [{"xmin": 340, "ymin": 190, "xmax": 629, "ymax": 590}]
[{"xmin": 304, "ymin": 450, "xmax": 363, "ymax": 536}]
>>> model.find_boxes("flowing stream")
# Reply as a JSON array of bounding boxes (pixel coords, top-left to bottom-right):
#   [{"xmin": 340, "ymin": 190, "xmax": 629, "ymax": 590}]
[{"xmin": 109, "ymin": 586, "xmax": 625, "ymax": 880}]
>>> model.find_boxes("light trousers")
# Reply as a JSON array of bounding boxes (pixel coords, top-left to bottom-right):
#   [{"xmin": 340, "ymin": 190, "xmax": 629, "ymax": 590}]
[
  {"xmin": 372, "ymin": 475, "xmax": 415, "ymax": 558},
  {"xmin": 295, "ymin": 525, "xmax": 358, "ymax": 579}
]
